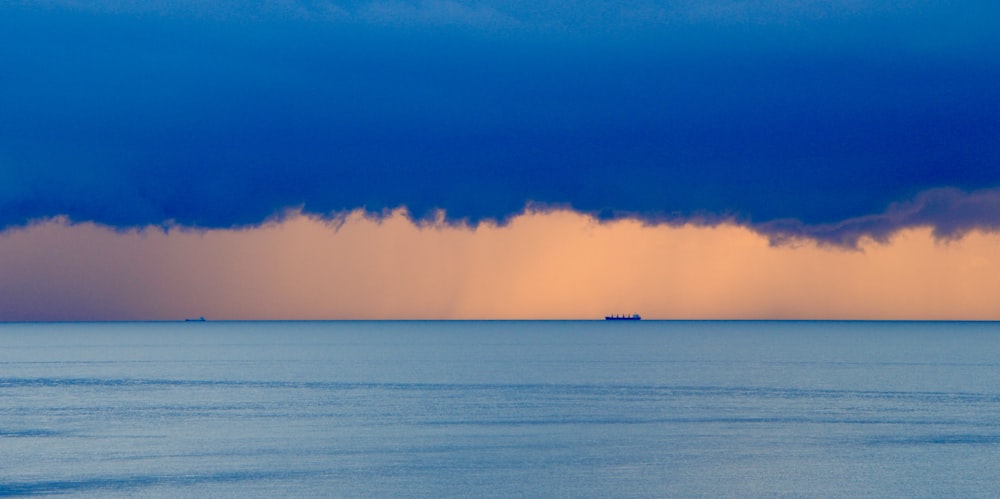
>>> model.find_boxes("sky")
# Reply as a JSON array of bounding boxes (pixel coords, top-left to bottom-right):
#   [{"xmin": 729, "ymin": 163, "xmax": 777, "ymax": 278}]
[{"xmin": 2, "ymin": 0, "xmax": 999, "ymax": 320}]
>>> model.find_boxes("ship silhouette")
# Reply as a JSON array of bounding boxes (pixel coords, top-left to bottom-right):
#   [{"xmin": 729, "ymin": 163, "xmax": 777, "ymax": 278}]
[{"xmin": 605, "ymin": 314, "xmax": 641, "ymax": 321}]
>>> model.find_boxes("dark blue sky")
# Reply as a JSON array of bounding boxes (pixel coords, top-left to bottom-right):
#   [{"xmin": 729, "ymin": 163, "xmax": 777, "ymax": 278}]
[{"xmin": 3, "ymin": 1, "xmax": 999, "ymax": 245}]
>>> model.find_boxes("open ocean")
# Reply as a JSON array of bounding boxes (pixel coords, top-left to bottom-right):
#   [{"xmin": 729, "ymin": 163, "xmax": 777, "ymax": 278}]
[{"xmin": 2, "ymin": 320, "xmax": 1000, "ymax": 497}]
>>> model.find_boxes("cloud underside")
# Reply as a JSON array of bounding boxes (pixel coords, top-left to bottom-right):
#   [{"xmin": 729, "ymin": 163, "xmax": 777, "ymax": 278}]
[
  {"xmin": 753, "ymin": 187, "xmax": 1000, "ymax": 248},
  {"xmin": 3, "ymin": 1, "xmax": 999, "ymax": 246},
  {"xmin": 6, "ymin": 187, "xmax": 1000, "ymax": 250}
]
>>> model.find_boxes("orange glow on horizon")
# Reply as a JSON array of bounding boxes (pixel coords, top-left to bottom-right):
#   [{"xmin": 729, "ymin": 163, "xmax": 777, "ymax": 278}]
[{"xmin": 2, "ymin": 210, "xmax": 1000, "ymax": 321}]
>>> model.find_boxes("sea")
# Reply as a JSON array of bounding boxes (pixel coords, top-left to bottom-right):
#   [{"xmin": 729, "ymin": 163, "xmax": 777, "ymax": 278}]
[{"xmin": 2, "ymin": 320, "xmax": 1000, "ymax": 497}]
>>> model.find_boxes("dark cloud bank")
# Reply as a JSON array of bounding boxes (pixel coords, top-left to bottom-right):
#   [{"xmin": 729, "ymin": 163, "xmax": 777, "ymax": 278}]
[{"xmin": 2, "ymin": 1, "xmax": 999, "ymax": 247}]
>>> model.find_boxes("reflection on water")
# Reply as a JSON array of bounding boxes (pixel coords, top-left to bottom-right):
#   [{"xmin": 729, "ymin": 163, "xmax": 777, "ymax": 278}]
[{"xmin": 2, "ymin": 321, "xmax": 1000, "ymax": 497}]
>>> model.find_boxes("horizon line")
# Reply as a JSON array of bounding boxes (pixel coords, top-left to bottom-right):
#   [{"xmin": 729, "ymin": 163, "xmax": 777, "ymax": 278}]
[{"xmin": 4, "ymin": 319, "xmax": 1000, "ymax": 324}]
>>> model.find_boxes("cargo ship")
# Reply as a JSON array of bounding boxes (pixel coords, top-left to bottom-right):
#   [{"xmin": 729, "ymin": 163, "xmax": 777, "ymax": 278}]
[{"xmin": 605, "ymin": 314, "xmax": 641, "ymax": 321}]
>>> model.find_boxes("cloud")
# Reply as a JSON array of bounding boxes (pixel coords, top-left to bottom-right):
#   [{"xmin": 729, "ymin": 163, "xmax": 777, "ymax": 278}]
[
  {"xmin": 356, "ymin": 1, "xmax": 519, "ymax": 29},
  {"xmin": 2, "ymin": 1, "xmax": 999, "ymax": 245},
  {"xmin": 758, "ymin": 188, "xmax": 1000, "ymax": 248}
]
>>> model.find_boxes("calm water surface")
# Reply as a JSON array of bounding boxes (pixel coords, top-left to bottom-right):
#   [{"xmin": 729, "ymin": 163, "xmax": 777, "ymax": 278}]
[{"xmin": 2, "ymin": 321, "xmax": 1000, "ymax": 497}]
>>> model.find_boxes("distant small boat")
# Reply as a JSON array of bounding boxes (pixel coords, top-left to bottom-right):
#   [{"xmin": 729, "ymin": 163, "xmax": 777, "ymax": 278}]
[
  {"xmin": 605, "ymin": 314, "xmax": 641, "ymax": 321},
  {"xmin": 185, "ymin": 316, "xmax": 206, "ymax": 322}
]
